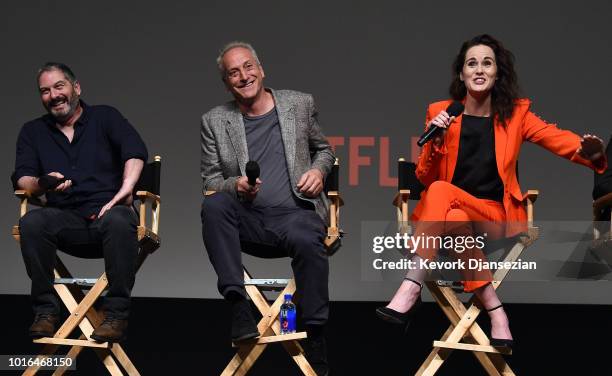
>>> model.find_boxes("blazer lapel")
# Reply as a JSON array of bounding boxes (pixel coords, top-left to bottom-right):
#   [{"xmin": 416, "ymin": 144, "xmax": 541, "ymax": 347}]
[
  {"xmin": 225, "ymin": 106, "xmax": 249, "ymax": 175},
  {"xmin": 445, "ymin": 113, "xmax": 462, "ymax": 182},
  {"xmin": 272, "ymin": 89, "xmax": 296, "ymax": 178},
  {"xmin": 494, "ymin": 117, "xmax": 508, "ymax": 184}
]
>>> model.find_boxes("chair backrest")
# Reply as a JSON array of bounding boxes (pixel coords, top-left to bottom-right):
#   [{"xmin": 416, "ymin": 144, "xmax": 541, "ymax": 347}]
[
  {"xmin": 134, "ymin": 156, "xmax": 161, "ymax": 196},
  {"xmin": 10, "ymin": 172, "xmax": 18, "ymax": 190},
  {"xmin": 398, "ymin": 159, "xmax": 424, "ymax": 200},
  {"xmin": 324, "ymin": 160, "xmax": 339, "ymax": 193},
  {"xmin": 324, "ymin": 159, "xmax": 342, "ymax": 255}
]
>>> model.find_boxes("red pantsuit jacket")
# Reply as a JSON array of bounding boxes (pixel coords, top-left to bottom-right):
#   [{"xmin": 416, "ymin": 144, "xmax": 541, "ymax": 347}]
[{"xmin": 412, "ymin": 99, "xmax": 608, "ymax": 236}]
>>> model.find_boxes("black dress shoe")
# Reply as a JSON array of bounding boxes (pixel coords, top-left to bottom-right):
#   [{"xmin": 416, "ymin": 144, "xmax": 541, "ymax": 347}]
[
  {"xmin": 304, "ymin": 325, "xmax": 329, "ymax": 376},
  {"xmin": 486, "ymin": 304, "xmax": 514, "ymax": 350},
  {"xmin": 230, "ymin": 298, "xmax": 260, "ymax": 342},
  {"xmin": 376, "ymin": 277, "xmax": 422, "ymax": 327},
  {"xmin": 375, "ymin": 296, "xmax": 422, "ymax": 326},
  {"xmin": 490, "ymin": 338, "xmax": 514, "ymax": 350}
]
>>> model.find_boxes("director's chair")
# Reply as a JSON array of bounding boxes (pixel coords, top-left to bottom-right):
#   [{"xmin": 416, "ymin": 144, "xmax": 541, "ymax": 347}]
[
  {"xmin": 393, "ymin": 158, "xmax": 539, "ymax": 376},
  {"xmin": 11, "ymin": 156, "xmax": 162, "ymax": 376},
  {"xmin": 207, "ymin": 159, "xmax": 343, "ymax": 376}
]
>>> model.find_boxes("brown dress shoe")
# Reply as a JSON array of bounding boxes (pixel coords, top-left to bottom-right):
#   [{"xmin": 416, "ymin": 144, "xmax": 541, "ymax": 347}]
[
  {"xmin": 29, "ymin": 313, "xmax": 59, "ymax": 338},
  {"xmin": 91, "ymin": 317, "xmax": 128, "ymax": 343}
]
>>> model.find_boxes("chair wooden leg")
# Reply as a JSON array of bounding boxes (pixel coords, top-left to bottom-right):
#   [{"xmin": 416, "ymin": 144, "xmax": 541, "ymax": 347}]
[
  {"xmin": 222, "ymin": 346, "xmax": 254, "ymax": 376},
  {"xmin": 22, "ymin": 345, "xmax": 61, "ymax": 376},
  {"xmin": 93, "ymin": 348, "xmax": 124, "ymax": 376},
  {"xmin": 25, "ymin": 259, "xmax": 139, "ymax": 376},
  {"xmin": 415, "ymin": 325, "xmax": 454, "ymax": 376},
  {"xmin": 110, "ymin": 344, "xmax": 141, "ymax": 376},
  {"xmin": 65, "ymin": 281, "xmax": 139, "ymax": 375},
  {"xmin": 232, "ymin": 281, "xmax": 294, "ymax": 375},
  {"xmin": 223, "ymin": 273, "xmax": 316, "ymax": 375},
  {"xmin": 416, "ymin": 235, "xmax": 537, "ymax": 375},
  {"xmin": 222, "ymin": 285, "xmax": 289, "ymax": 375},
  {"xmin": 417, "ymin": 283, "xmax": 515, "ymax": 375},
  {"xmin": 51, "ymin": 335, "xmax": 86, "ymax": 376},
  {"xmin": 54, "ymin": 275, "xmax": 108, "ymax": 338},
  {"xmin": 231, "ymin": 327, "xmax": 275, "ymax": 376},
  {"xmin": 280, "ymin": 339, "xmax": 317, "ymax": 376}
]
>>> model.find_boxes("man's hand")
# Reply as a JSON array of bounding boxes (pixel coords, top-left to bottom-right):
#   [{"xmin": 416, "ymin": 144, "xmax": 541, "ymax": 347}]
[
  {"xmin": 236, "ymin": 176, "xmax": 262, "ymax": 201},
  {"xmin": 98, "ymin": 190, "xmax": 133, "ymax": 218},
  {"xmin": 297, "ymin": 168, "xmax": 324, "ymax": 198},
  {"xmin": 98, "ymin": 158, "xmax": 143, "ymax": 218},
  {"xmin": 45, "ymin": 172, "xmax": 72, "ymax": 192},
  {"xmin": 578, "ymin": 134, "xmax": 605, "ymax": 161}
]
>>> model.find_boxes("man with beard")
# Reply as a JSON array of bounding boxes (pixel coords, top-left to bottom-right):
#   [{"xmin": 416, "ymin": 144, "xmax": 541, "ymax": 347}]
[
  {"xmin": 14, "ymin": 62, "xmax": 147, "ymax": 342},
  {"xmin": 200, "ymin": 42, "xmax": 335, "ymax": 376}
]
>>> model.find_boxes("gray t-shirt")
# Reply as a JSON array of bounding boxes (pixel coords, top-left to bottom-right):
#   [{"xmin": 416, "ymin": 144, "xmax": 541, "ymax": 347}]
[{"xmin": 244, "ymin": 108, "xmax": 300, "ymax": 209}]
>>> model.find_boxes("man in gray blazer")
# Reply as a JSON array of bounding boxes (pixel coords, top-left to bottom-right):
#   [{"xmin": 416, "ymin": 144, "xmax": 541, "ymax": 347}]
[{"xmin": 200, "ymin": 41, "xmax": 335, "ymax": 375}]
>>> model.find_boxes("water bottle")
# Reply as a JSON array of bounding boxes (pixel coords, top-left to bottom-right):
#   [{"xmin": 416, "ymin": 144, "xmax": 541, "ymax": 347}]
[{"xmin": 280, "ymin": 294, "xmax": 296, "ymax": 334}]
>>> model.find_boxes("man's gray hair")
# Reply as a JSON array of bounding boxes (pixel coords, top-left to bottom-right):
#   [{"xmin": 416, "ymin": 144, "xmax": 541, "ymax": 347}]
[
  {"xmin": 37, "ymin": 62, "xmax": 77, "ymax": 85},
  {"xmin": 216, "ymin": 41, "xmax": 261, "ymax": 78}
]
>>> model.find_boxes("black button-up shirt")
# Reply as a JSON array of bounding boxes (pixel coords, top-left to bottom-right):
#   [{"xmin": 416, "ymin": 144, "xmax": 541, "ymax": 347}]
[{"xmin": 14, "ymin": 101, "xmax": 148, "ymax": 218}]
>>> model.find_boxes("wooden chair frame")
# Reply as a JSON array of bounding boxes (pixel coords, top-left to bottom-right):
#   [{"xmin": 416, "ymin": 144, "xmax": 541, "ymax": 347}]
[
  {"xmin": 393, "ymin": 159, "xmax": 539, "ymax": 376},
  {"xmin": 12, "ymin": 156, "xmax": 162, "ymax": 376},
  {"xmin": 214, "ymin": 159, "xmax": 343, "ymax": 376}
]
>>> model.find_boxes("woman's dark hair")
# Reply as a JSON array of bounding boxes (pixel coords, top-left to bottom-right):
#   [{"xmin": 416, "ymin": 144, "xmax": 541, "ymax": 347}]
[{"xmin": 449, "ymin": 34, "xmax": 520, "ymax": 125}]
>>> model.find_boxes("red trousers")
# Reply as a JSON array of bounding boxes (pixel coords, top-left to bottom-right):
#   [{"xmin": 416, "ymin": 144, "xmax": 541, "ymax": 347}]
[{"xmin": 412, "ymin": 181, "xmax": 506, "ymax": 292}]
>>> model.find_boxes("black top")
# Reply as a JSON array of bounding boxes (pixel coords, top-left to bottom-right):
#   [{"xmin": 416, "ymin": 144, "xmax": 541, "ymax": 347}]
[
  {"xmin": 14, "ymin": 101, "xmax": 148, "ymax": 218},
  {"xmin": 244, "ymin": 108, "xmax": 300, "ymax": 209},
  {"xmin": 451, "ymin": 115, "xmax": 504, "ymax": 202},
  {"xmin": 593, "ymin": 135, "xmax": 612, "ymax": 200}
]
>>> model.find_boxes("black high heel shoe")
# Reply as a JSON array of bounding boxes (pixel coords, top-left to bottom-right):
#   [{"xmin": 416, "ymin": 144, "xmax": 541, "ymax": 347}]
[
  {"xmin": 486, "ymin": 304, "xmax": 514, "ymax": 350},
  {"xmin": 376, "ymin": 277, "xmax": 422, "ymax": 326}
]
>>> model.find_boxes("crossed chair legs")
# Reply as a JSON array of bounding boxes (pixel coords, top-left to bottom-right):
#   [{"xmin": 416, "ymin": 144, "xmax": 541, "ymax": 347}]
[
  {"xmin": 22, "ymin": 257, "xmax": 140, "ymax": 376},
  {"xmin": 415, "ymin": 232, "xmax": 538, "ymax": 376},
  {"xmin": 221, "ymin": 270, "xmax": 318, "ymax": 376}
]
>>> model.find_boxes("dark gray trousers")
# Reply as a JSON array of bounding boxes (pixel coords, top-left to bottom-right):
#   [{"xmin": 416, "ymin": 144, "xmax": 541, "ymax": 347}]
[{"xmin": 201, "ymin": 192, "xmax": 329, "ymax": 325}]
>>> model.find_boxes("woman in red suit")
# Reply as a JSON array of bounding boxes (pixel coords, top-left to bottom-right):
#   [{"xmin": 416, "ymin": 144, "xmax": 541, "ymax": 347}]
[{"xmin": 376, "ymin": 34, "xmax": 607, "ymax": 348}]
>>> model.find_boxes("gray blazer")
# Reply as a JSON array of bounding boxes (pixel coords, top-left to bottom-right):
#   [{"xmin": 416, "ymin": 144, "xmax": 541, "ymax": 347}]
[{"xmin": 200, "ymin": 89, "xmax": 336, "ymax": 223}]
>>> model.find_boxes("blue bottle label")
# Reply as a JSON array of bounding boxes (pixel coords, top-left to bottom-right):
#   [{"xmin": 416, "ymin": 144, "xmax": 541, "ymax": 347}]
[{"xmin": 280, "ymin": 305, "xmax": 296, "ymax": 334}]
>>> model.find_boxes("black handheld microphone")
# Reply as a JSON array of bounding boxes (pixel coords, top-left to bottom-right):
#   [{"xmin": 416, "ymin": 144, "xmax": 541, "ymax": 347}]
[
  {"xmin": 38, "ymin": 174, "xmax": 66, "ymax": 191},
  {"xmin": 417, "ymin": 101, "xmax": 464, "ymax": 147},
  {"xmin": 245, "ymin": 161, "xmax": 260, "ymax": 186}
]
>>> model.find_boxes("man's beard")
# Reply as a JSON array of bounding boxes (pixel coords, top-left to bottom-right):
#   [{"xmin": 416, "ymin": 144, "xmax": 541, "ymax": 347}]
[{"xmin": 47, "ymin": 93, "xmax": 79, "ymax": 122}]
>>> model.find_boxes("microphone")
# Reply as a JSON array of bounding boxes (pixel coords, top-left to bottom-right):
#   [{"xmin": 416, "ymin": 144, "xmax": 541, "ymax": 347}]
[
  {"xmin": 245, "ymin": 161, "xmax": 260, "ymax": 187},
  {"xmin": 38, "ymin": 174, "xmax": 66, "ymax": 191},
  {"xmin": 417, "ymin": 101, "xmax": 464, "ymax": 147}
]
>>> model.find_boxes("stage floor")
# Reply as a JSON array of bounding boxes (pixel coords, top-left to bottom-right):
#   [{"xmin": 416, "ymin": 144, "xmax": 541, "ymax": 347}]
[{"xmin": 1, "ymin": 295, "xmax": 607, "ymax": 375}]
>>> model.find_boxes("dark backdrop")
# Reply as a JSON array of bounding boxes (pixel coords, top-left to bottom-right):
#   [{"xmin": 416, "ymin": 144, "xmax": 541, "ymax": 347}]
[{"xmin": 1, "ymin": 1, "xmax": 611, "ymax": 303}]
